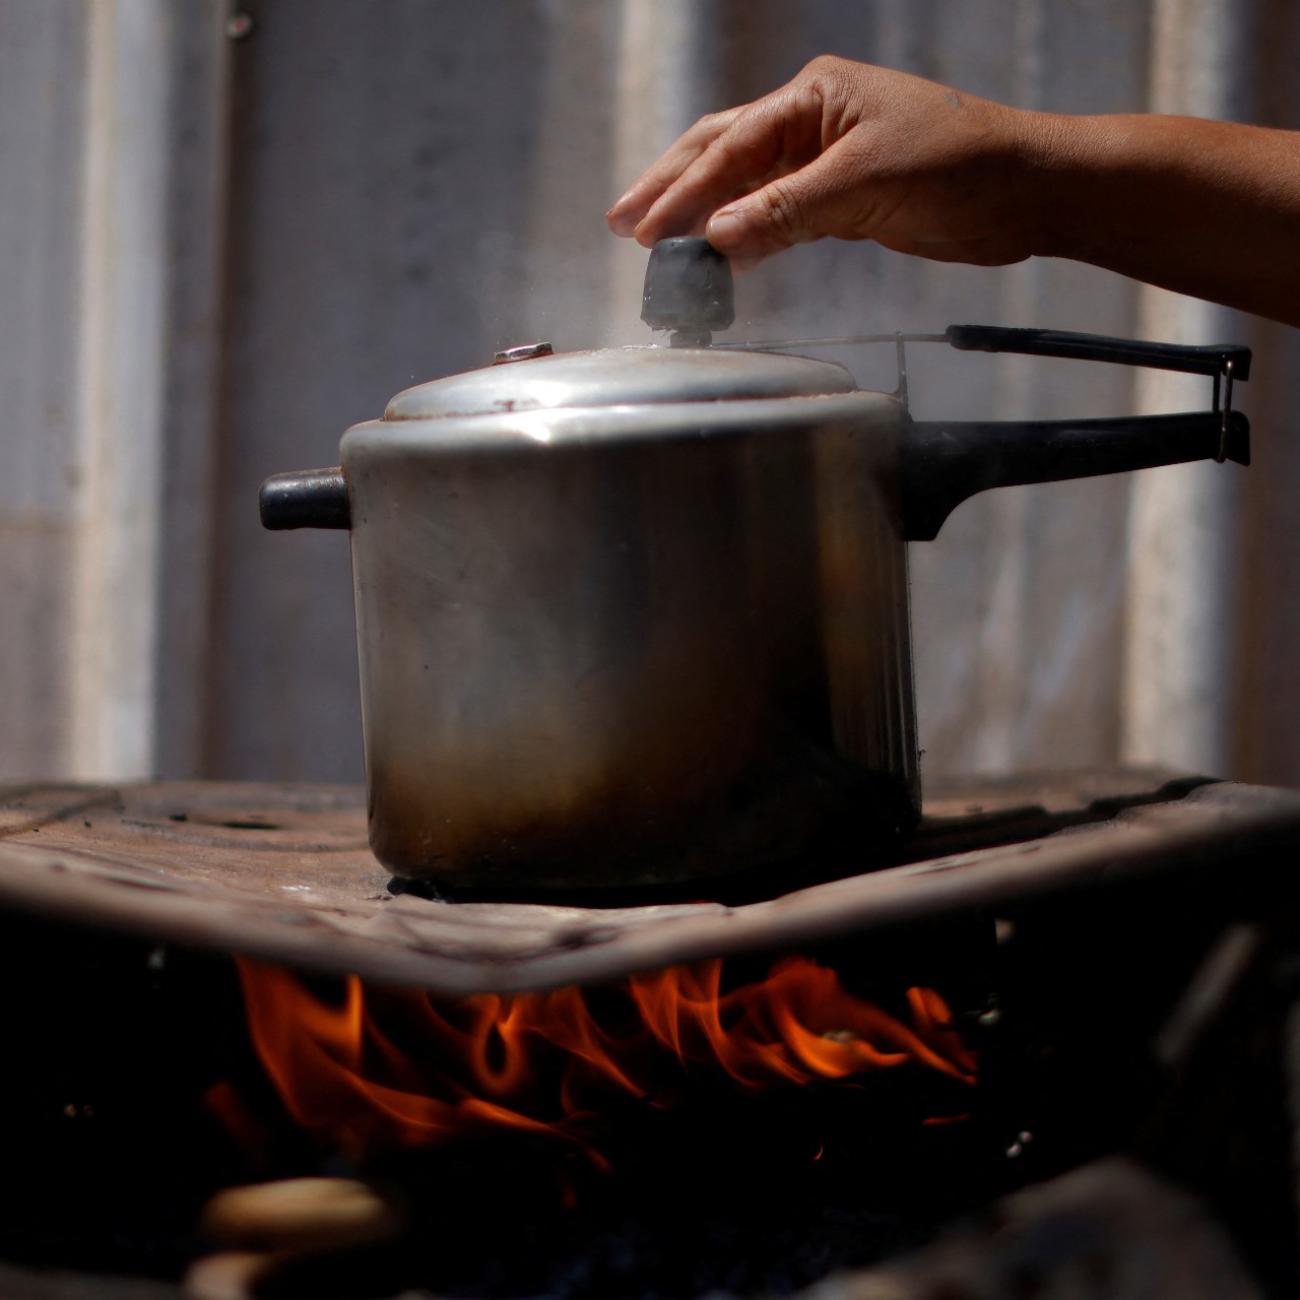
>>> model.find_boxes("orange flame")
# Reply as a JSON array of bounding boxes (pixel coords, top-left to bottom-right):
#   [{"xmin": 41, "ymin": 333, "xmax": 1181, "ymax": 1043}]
[{"xmin": 229, "ymin": 955, "xmax": 976, "ymax": 1164}]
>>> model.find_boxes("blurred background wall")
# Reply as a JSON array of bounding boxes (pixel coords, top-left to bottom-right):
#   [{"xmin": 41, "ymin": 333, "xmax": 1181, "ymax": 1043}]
[{"xmin": 2, "ymin": 0, "xmax": 1298, "ymax": 789}]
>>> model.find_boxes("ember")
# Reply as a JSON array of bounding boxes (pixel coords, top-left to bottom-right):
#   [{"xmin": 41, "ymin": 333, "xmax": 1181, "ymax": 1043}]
[{"xmin": 222, "ymin": 955, "xmax": 976, "ymax": 1167}]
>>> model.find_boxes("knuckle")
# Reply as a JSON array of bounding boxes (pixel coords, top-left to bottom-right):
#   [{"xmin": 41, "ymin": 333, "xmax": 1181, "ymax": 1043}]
[
  {"xmin": 692, "ymin": 107, "xmax": 739, "ymax": 139},
  {"xmin": 802, "ymin": 53, "xmax": 849, "ymax": 85},
  {"xmin": 758, "ymin": 178, "xmax": 803, "ymax": 242}
]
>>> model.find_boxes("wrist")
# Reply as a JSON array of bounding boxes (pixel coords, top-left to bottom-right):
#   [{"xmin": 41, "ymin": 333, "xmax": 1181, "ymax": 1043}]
[
  {"xmin": 1006, "ymin": 109, "xmax": 1105, "ymax": 261},
  {"xmin": 1012, "ymin": 112, "xmax": 1183, "ymax": 263}
]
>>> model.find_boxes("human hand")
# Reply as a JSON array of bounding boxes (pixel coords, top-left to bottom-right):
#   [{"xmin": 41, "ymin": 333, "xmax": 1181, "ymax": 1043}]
[{"xmin": 607, "ymin": 56, "xmax": 1054, "ymax": 267}]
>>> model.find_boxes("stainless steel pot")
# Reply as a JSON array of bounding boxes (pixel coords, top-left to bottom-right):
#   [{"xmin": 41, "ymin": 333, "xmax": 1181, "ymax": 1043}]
[{"xmin": 262, "ymin": 323, "xmax": 1250, "ymax": 895}]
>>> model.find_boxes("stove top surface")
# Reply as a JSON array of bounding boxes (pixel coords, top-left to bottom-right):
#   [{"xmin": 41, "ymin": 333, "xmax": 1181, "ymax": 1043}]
[{"xmin": 0, "ymin": 769, "xmax": 1297, "ymax": 995}]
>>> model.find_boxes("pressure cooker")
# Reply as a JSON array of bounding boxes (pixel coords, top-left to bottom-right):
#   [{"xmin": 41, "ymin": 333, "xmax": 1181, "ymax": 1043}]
[{"xmin": 261, "ymin": 238, "xmax": 1250, "ymax": 894}]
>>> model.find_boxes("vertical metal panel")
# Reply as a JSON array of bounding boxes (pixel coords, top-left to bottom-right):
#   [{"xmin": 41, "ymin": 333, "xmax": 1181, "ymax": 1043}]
[
  {"xmin": 0, "ymin": 1, "xmax": 87, "ymax": 778},
  {"xmin": 1122, "ymin": 0, "xmax": 1257, "ymax": 774},
  {"xmin": 206, "ymin": 1, "xmax": 556, "ymax": 779},
  {"xmin": 70, "ymin": 0, "xmax": 174, "ymax": 778},
  {"xmin": 1, "ymin": 0, "xmax": 232, "ymax": 782},
  {"xmin": 522, "ymin": 1, "xmax": 622, "ymax": 346},
  {"xmin": 1224, "ymin": 0, "xmax": 1300, "ymax": 785},
  {"xmin": 1229, "ymin": 312, "xmax": 1300, "ymax": 786},
  {"xmin": 153, "ymin": 1, "xmax": 234, "ymax": 777},
  {"xmin": 887, "ymin": 0, "xmax": 1150, "ymax": 776}
]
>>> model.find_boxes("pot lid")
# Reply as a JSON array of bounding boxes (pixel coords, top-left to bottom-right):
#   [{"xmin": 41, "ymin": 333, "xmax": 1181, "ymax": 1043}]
[{"xmin": 382, "ymin": 346, "xmax": 857, "ymax": 421}]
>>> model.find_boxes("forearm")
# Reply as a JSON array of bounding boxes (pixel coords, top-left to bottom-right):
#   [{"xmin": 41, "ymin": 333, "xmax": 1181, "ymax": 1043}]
[
  {"xmin": 1028, "ymin": 112, "xmax": 1300, "ymax": 326},
  {"xmin": 609, "ymin": 54, "xmax": 1300, "ymax": 326}
]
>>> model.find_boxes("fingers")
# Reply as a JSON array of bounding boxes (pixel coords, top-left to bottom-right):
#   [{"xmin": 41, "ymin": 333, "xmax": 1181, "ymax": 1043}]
[
  {"xmin": 628, "ymin": 102, "xmax": 785, "ymax": 246},
  {"xmin": 606, "ymin": 109, "xmax": 742, "ymax": 236},
  {"xmin": 643, "ymin": 95, "xmax": 822, "ymax": 247},
  {"xmin": 612, "ymin": 86, "xmax": 825, "ymax": 246},
  {"xmin": 703, "ymin": 138, "xmax": 864, "ymax": 260}
]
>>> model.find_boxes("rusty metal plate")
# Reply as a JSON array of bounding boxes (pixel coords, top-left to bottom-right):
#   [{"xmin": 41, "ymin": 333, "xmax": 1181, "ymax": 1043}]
[{"xmin": 0, "ymin": 770, "xmax": 1298, "ymax": 995}]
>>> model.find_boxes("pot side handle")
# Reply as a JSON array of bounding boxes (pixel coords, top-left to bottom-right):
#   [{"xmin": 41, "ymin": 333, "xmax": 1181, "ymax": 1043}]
[
  {"xmin": 901, "ymin": 411, "xmax": 1248, "ymax": 542},
  {"xmin": 259, "ymin": 467, "xmax": 351, "ymax": 530},
  {"xmin": 899, "ymin": 326, "xmax": 1251, "ymax": 542}
]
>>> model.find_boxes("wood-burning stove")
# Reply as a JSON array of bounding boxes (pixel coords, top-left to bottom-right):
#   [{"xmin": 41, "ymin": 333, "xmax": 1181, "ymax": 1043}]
[{"xmin": 0, "ymin": 768, "xmax": 1296, "ymax": 1298}]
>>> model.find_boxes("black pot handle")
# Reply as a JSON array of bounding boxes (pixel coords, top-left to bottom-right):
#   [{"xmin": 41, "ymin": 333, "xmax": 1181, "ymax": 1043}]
[
  {"xmin": 901, "ymin": 411, "xmax": 1248, "ymax": 541},
  {"xmin": 943, "ymin": 324, "xmax": 1251, "ymax": 380},
  {"xmin": 900, "ymin": 327, "xmax": 1251, "ymax": 541},
  {"xmin": 260, "ymin": 467, "xmax": 350, "ymax": 530}
]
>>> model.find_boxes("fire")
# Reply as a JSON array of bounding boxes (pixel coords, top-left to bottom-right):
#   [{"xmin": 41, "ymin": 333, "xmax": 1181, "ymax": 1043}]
[{"xmin": 225, "ymin": 955, "xmax": 976, "ymax": 1165}]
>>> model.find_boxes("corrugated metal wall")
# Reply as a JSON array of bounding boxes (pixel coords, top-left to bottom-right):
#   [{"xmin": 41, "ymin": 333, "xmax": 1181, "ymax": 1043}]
[
  {"xmin": 3, "ymin": 0, "xmax": 1298, "ymax": 791},
  {"xmin": 0, "ymin": 0, "xmax": 86, "ymax": 778}
]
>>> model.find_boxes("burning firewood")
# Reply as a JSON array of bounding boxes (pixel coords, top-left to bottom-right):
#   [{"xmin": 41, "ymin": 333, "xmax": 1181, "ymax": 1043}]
[
  {"xmin": 199, "ymin": 1176, "xmax": 404, "ymax": 1254},
  {"xmin": 183, "ymin": 1251, "xmax": 274, "ymax": 1300},
  {"xmin": 186, "ymin": 1177, "xmax": 406, "ymax": 1300}
]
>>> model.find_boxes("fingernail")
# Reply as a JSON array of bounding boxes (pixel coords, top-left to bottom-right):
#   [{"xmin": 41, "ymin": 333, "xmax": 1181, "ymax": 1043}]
[
  {"xmin": 607, "ymin": 191, "xmax": 638, "ymax": 223},
  {"xmin": 706, "ymin": 208, "xmax": 745, "ymax": 250}
]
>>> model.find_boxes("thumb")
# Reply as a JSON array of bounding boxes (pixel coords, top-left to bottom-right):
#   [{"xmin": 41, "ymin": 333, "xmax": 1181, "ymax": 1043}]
[{"xmin": 704, "ymin": 149, "xmax": 847, "ymax": 259}]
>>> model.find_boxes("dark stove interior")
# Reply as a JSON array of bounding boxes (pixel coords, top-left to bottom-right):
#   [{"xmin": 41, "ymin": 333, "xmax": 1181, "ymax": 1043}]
[
  {"xmin": 0, "ymin": 773, "xmax": 1297, "ymax": 1299},
  {"xmin": 1, "ymin": 914, "xmax": 987, "ymax": 1295}
]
